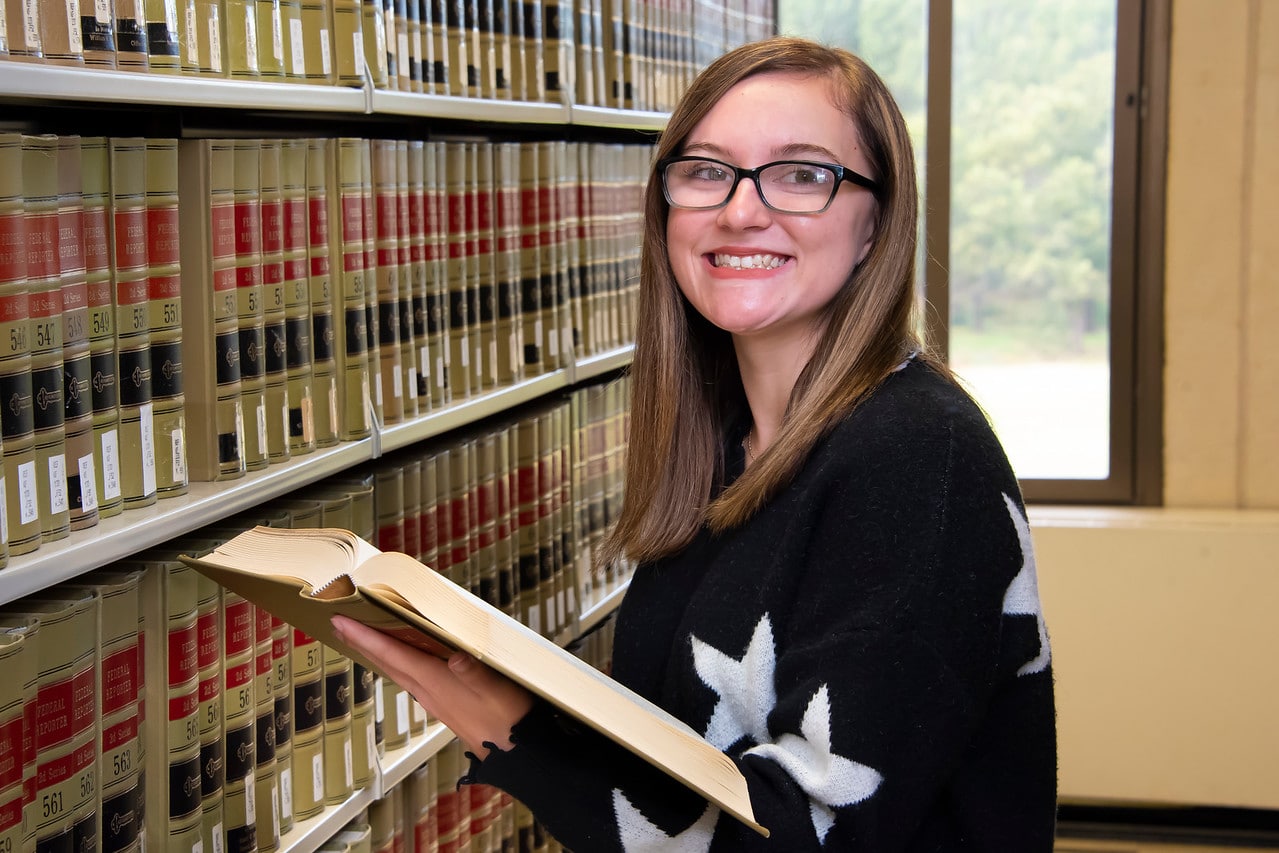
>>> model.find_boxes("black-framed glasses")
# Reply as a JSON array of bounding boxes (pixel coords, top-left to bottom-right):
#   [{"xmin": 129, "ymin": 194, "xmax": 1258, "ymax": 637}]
[{"xmin": 658, "ymin": 156, "xmax": 881, "ymax": 214}]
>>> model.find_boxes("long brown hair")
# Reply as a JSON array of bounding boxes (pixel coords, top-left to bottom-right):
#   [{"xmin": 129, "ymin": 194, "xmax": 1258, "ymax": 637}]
[{"xmin": 599, "ymin": 37, "xmax": 942, "ymax": 567}]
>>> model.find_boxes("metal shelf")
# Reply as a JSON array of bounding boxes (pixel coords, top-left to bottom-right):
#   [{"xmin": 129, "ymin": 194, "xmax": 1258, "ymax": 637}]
[
  {"xmin": 572, "ymin": 345, "xmax": 634, "ymax": 384},
  {"xmin": 569, "ymin": 104, "xmax": 668, "ymax": 132},
  {"xmin": 370, "ymin": 89, "xmax": 570, "ymax": 124},
  {"xmin": 0, "ymin": 63, "xmax": 369, "ymax": 112},
  {"xmin": 278, "ymin": 785, "xmax": 376, "ymax": 853},
  {"xmin": 377, "ymin": 722, "xmax": 456, "ymax": 794}
]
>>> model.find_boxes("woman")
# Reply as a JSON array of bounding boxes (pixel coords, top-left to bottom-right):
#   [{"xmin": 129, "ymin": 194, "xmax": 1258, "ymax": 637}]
[{"xmin": 335, "ymin": 36, "xmax": 1058, "ymax": 850}]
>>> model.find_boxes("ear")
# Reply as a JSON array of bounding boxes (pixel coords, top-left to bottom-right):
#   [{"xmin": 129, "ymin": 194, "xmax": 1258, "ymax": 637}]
[{"xmin": 853, "ymin": 200, "xmax": 879, "ymax": 266}]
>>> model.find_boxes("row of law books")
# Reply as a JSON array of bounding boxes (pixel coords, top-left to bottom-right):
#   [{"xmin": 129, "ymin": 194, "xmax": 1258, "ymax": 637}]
[
  {"xmin": 0, "ymin": 375, "xmax": 628, "ymax": 853},
  {"xmin": 0, "ymin": 0, "xmax": 773, "ymax": 111},
  {"xmin": 0, "ymin": 130, "xmax": 645, "ymax": 565}
]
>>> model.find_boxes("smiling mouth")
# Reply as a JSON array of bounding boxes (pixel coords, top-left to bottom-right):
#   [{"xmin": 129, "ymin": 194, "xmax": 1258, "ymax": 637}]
[{"xmin": 709, "ymin": 252, "xmax": 791, "ymax": 270}]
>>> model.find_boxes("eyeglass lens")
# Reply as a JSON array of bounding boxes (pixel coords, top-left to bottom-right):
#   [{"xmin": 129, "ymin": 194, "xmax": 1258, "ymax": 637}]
[{"xmin": 663, "ymin": 159, "xmax": 840, "ymax": 213}]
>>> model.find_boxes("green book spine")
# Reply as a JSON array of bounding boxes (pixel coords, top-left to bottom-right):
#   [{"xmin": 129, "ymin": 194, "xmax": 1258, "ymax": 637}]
[
  {"xmin": 288, "ymin": 623, "xmax": 324, "ymax": 820},
  {"xmin": 252, "ymin": 604, "xmax": 281, "ymax": 851},
  {"xmin": 326, "ymin": 137, "xmax": 372, "ymax": 441},
  {"xmin": 81, "ymin": 0, "xmax": 118, "ymax": 68},
  {"xmin": 225, "ymin": 0, "xmax": 261, "ymax": 78},
  {"xmin": 0, "ymin": 626, "xmax": 33, "ymax": 853},
  {"xmin": 221, "ymin": 589, "xmax": 258, "ymax": 853},
  {"xmin": 299, "ymin": 0, "xmax": 332, "ymax": 83},
  {"xmin": 254, "ymin": 0, "xmax": 285, "ymax": 79},
  {"xmin": 371, "ymin": 139, "xmax": 404, "ymax": 426},
  {"xmin": 279, "ymin": 0, "xmax": 304, "ymax": 79},
  {"xmin": 329, "ymin": 0, "xmax": 364, "ymax": 86},
  {"xmin": 270, "ymin": 614, "xmax": 294, "ymax": 835},
  {"xmin": 180, "ymin": 0, "xmax": 226, "ymax": 75},
  {"xmin": 145, "ymin": 0, "xmax": 181, "ymax": 71},
  {"xmin": 424, "ymin": 141, "xmax": 450, "ymax": 408},
  {"xmin": 114, "ymin": 0, "xmax": 149, "ymax": 68}
]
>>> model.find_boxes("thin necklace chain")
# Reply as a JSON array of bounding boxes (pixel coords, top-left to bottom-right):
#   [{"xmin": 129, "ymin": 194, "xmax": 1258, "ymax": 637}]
[{"xmin": 745, "ymin": 429, "xmax": 755, "ymax": 462}]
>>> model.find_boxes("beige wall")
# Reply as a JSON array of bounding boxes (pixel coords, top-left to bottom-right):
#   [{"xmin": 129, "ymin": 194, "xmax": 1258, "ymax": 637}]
[
  {"xmin": 1035, "ymin": 0, "xmax": 1279, "ymax": 812},
  {"xmin": 1163, "ymin": 0, "xmax": 1279, "ymax": 508}
]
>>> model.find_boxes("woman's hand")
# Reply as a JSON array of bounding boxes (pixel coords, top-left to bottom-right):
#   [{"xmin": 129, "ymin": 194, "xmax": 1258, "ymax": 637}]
[{"xmin": 331, "ymin": 614, "xmax": 535, "ymax": 758}]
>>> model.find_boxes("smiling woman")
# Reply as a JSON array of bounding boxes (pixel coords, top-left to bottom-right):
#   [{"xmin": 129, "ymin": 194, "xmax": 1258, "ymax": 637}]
[{"xmin": 335, "ymin": 36, "xmax": 1058, "ymax": 852}]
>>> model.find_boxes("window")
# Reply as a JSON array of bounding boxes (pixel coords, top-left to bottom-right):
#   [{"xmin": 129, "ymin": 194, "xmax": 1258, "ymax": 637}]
[{"xmin": 778, "ymin": 0, "xmax": 1166, "ymax": 503}]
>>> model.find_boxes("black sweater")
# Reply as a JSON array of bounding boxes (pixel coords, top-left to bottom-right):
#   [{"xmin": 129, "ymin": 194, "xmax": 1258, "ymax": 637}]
[{"xmin": 470, "ymin": 360, "xmax": 1057, "ymax": 851}]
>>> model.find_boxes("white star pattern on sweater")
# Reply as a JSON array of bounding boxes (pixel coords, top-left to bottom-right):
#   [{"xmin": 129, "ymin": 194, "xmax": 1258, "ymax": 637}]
[
  {"xmin": 1000, "ymin": 493, "xmax": 1052, "ymax": 676},
  {"xmin": 612, "ymin": 790, "xmax": 717, "ymax": 853},
  {"xmin": 745, "ymin": 684, "xmax": 884, "ymax": 842},
  {"xmin": 691, "ymin": 615, "xmax": 777, "ymax": 750}
]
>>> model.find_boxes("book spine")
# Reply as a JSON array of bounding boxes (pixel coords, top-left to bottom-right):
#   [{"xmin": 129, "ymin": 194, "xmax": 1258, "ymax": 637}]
[
  {"xmin": 145, "ymin": 0, "xmax": 181, "ymax": 71},
  {"xmin": 82, "ymin": 137, "xmax": 124, "ymax": 519},
  {"xmin": 474, "ymin": 430, "xmax": 499, "ymax": 610},
  {"xmin": 114, "ymin": 0, "xmax": 148, "ymax": 68},
  {"xmin": 475, "ymin": 142, "xmax": 500, "ymax": 390},
  {"xmin": 557, "ymin": 140, "xmax": 581, "ymax": 364},
  {"xmin": 404, "ymin": 0, "xmax": 423, "ymax": 91},
  {"xmin": 371, "ymin": 139, "xmax": 404, "ymax": 426},
  {"xmin": 0, "ymin": 627, "xmax": 32, "ymax": 853},
  {"xmin": 574, "ymin": 0, "xmax": 593, "ymax": 105},
  {"xmin": 493, "ymin": 143, "xmax": 523, "ymax": 388},
  {"xmin": 193, "ymin": 573, "xmax": 225, "ymax": 853},
  {"xmin": 109, "ymin": 137, "xmax": 159, "ymax": 510},
  {"xmin": 305, "ymin": 138, "xmax": 339, "ymax": 447},
  {"xmin": 56, "ymin": 136, "xmax": 101, "ymax": 533},
  {"xmin": 462, "ymin": 143, "xmax": 484, "ymax": 395},
  {"xmin": 258, "ymin": 140, "xmax": 291, "ymax": 466},
  {"xmin": 80, "ymin": 0, "xmax": 117, "ymax": 68},
  {"xmin": 423, "ymin": 142, "xmax": 449, "ymax": 409},
  {"xmin": 451, "ymin": 438, "xmax": 477, "ymax": 597},
  {"xmin": 475, "ymin": 0, "xmax": 494, "ymax": 98},
  {"xmin": 21, "ymin": 134, "xmax": 72, "ymax": 545},
  {"xmin": 233, "ymin": 139, "xmax": 268, "ymax": 472},
  {"xmin": 394, "ymin": 140, "xmax": 417, "ymax": 420},
  {"xmin": 350, "ymin": 657, "xmax": 378, "ymax": 790},
  {"xmin": 289, "ymin": 625, "xmax": 324, "ymax": 820},
  {"xmin": 252, "ymin": 605, "xmax": 281, "ymax": 851},
  {"xmin": 520, "ymin": 0, "xmax": 543, "ymax": 102},
  {"xmin": 225, "ymin": 0, "xmax": 260, "ymax": 79},
  {"xmin": 515, "ymin": 142, "xmax": 542, "ymax": 377},
  {"xmin": 0, "ymin": 133, "xmax": 41, "ymax": 557},
  {"xmin": 400, "ymin": 454, "xmax": 422, "ymax": 560},
  {"xmin": 358, "ymin": 142, "xmax": 380, "ymax": 430},
  {"xmin": 542, "ymin": 0, "xmax": 569, "ymax": 104},
  {"xmin": 84, "ymin": 572, "xmax": 146, "ymax": 853},
  {"xmin": 492, "ymin": 424, "xmax": 517, "ymax": 619},
  {"xmin": 328, "ymin": 0, "xmax": 363, "ymax": 86},
  {"xmin": 535, "ymin": 407, "xmax": 560, "ymax": 636},
  {"xmin": 39, "ymin": 0, "xmax": 85, "ymax": 65},
  {"xmin": 441, "ymin": 143, "xmax": 470, "ymax": 403},
  {"xmin": 270, "ymin": 616, "xmax": 293, "ymax": 835},
  {"xmin": 178, "ymin": 139, "xmax": 246, "ymax": 482},
  {"xmin": 298, "ymin": 0, "xmax": 331, "ymax": 83},
  {"xmin": 327, "ymin": 137, "xmax": 372, "ymax": 442},
  {"xmin": 23, "ymin": 593, "xmax": 100, "ymax": 853},
  {"xmin": 513, "ymin": 418, "xmax": 541, "ymax": 634},
  {"xmin": 254, "ymin": 0, "xmax": 285, "ymax": 80},
  {"xmin": 221, "ymin": 589, "xmax": 258, "ymax": 853},
  {"xmin": 406, "ymin": 762, "xmax": 436, "ymax": 853},
  {"xmin": 136, "ymin": 559, "xmax": 203, "ymax": 853},
  {"xmin": 4, "ymin": 0, "xmax": 44, "ymax": 61},
  {"xmin": 321, "ymin": 644, "xmax": 353, "ymax": 805},
  {"xmin": 180, "ymin": 0, "xmax": 225, "ymax": 75},
  {"xmin": 360, "ymin": 0, "xmax": 387, "ymax": 88},
  {"xmin": 280, "ymin": 139, "xmax": 316, "ymax": 455},
  {"xmin": 490, "ymin": 0, "xmax": 509, "ymax": 98},
  {"xmin": 504, "ymin": 0, "xmax": 523, "ymax": 101},
  {"xmin": 534, "ymin": 142, "xmax": 560, "ymax": 372},
  {"xmin": 145, "ymin": 138, "xmax": 189, "ymax": 499}
]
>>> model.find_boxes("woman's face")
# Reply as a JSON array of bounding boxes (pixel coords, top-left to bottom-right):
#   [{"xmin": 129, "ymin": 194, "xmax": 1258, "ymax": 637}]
[{"xmin": 666, "ymin": 71, "xmax": 879, "ymax": 349}]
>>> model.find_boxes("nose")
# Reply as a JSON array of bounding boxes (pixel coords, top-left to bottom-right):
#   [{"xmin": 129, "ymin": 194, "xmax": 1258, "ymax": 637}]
[{"xmin": 716, "ymin": 176, "xmax": 772, "ymax": 230}]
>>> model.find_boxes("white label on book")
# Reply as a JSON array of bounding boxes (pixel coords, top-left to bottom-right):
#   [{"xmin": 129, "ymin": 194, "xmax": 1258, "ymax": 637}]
[
  {"xmin": 547, "ymin": 322, "xmax": 558, "ymax": 358},
  {"xmin": 64, "ymin": 0, "xmax": 82, "ymax": 52},
  {"xmin": 488, "ymin": 340, "xmax": 497, "ymax": 382},
  {"xmin": 184, "ymin": 6, "xmax": 198, "ymax": 62},
  {"xmin": 561, "ymin": 327, "xmax": 572, "ymax": 359},
  {"xmin": 319, "ymin": 28, "xmax": 331, "ymax": 75},
  {"xmin": 374, "ymin": 372, "xmax": 383, "ymax": 406},
  {"xmin": 47, "ymin": 454, "xmax": 68, "ymax": 515},
  {"xmin": 0, "ymin": 10, "xmax": 7, "ymax": 44},
  {"xmin": 279, "ymin": 768, "xmax": 293, "ymax": 820},
  {"xmin": 311, "ymin": 753, "xmax": 323, "ymax": 801},
  {"xmin": 526, "ymin": 605, "xmax": 540, "ymax": 636},
  {"xmin": 172, "ymin": 428, "xmax": 187, "ymax": 483},
  {"xmin": 301, "ymin": 396, "xmax": 314, "ymax": 443},
  {"xmin": 374, "ymin": 681, "xmax": 384, "ymax": 720},
  {"xmin": 245, "ymin": 14, "xmax": 259, "ymax": 71},
  {"xmin": 244, "ymin": 774, "xmax": 256, "ymax": 817},
  {"xmin": 209, "ymin": 8, "xmax": 222, "ymax": 71},
  {"xmin": 93, "ymin": 0, "xmax": 109, "ymax": 23},
  {"xmin": 510, "ymin": 337, "xmax": 520, "ymax": 374},
  {"xmin": 212, "ymin": 823, "xmax": 224, "ymax": 853},
  {"xmin": 0, "ymin": 479, "xmax": 8, "ymax": 548},
  {"xmin": 289, "ymin": 18, "xmax": 304, "ymax": 74},
  {"xmin": 352, "ymin": 32, "xmax": 363, "ymax": 75},
  {"xmin": 534, "ymin": 319, "xmax": 543, "ymax": 354},
  {"xmin": 435, "ymin": 356, "xmax": 444, "ymax": 389},
  {"xmin": 342, "ymin": 739, "xmax": 353, "ymax": 787},
  {"xmin": 411, "ymin": 699, "xmax": 425, "ymax": 725},
  {"xmin": 407, "ymin": 367, "xmax": 418, "ymax": 400},
  {"xmin": 392, "ymin": 367, "xmax": 401, "ymax": 400},
  {"xmin": 328, "ymin": 385, "xmax": 338, "ymax": 433},
  {"xmin": 163, "ymin": 0, "xmax": 177, "ymax": 32},
  {"xmin": 21, "ymin": 0, "xmax": 38, "ymax": 51},
  {"xmin": 255, "ymin": 403, "xmax": 267, "ymax": 456},
  {"xmin": 396, "ymin": 693, "xmax": 409, "ymax": 735},
  {"xmin": 17, "ymin": 460, "xmax": 37, "ymax": 525},
  {"xmin": 360, "ymin": 375, "xmax": 371, "ymax": 428},
  {"xmin": 419, "ymin": 345, "xmax": 429, "ymax": 379},
  {"xmin": 101, "ymin": 428, "xmax": 121, "ymax": 499},
  {"xmin": 271, "ymin": 785, "xmax": 281, "ymax": 838},
  {"xmin": 140, "ymin": 402, "xmax": 157, "ymax": 496},
  {"xmin": 397, "ymin": 32, "xmax": 409, "ymax": 77},
  {"xmin": 280, "ymin": 398, "xmax": 289, "ymax": 447},
  {"xmin": 365, "ymin": 724, "xmax": 376, "ymax": 770},
  {"xmin": 75, "ymin": 457, "xmax": 97, "ymax": 511},
  {"xmin": 193, "ymin": 841, "xmax": 203, "ymax": 853},
  {"xmin": 271, "ymin": 6, "xmax": 283, "ymax": 63},
  {"xmin": 460, "ymin": 342, "xmax": 469, "ymax": 368}
]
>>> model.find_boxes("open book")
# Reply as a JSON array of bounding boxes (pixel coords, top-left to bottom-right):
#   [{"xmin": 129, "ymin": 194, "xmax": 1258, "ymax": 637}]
[{"xmin": 181, "ymin": 526, "xmax": 767, "ymax": 837}]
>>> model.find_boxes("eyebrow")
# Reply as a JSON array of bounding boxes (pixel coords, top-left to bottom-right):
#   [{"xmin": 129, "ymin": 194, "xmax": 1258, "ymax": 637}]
[{"xmin": 680, "ymin": 141, "xmax": 846, "ymax": 164}]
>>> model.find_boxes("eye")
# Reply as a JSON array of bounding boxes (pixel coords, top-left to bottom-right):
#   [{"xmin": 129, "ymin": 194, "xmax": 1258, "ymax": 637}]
[
  {"xmin": 682, "ymin": 160, "xmax": 732, "ymax": 183},
  {"xmin": 771, "ymin": 163, "xmax": 835, "ymax": 188}
]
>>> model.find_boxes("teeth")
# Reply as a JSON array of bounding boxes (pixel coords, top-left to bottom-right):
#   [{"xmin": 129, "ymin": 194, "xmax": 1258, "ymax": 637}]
[{"xmin": 712, "ymin": 253, "xmax": 787, "ymax": 270}]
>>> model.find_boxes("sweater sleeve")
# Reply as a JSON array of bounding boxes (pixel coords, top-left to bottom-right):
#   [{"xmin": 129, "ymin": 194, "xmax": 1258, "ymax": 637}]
[{"xmin": 466, "ymin": 375, "xmax": 1055, "ymax": 851}]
